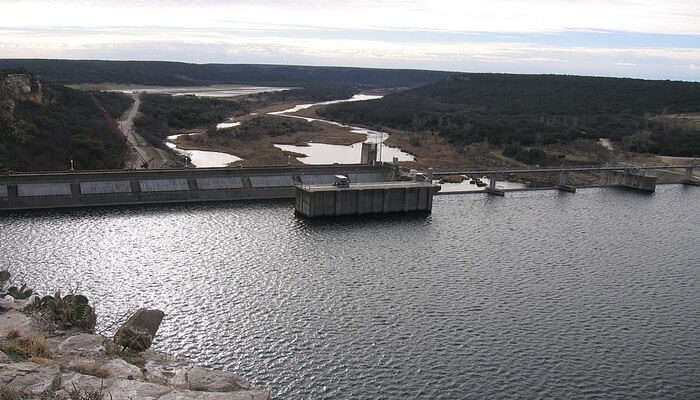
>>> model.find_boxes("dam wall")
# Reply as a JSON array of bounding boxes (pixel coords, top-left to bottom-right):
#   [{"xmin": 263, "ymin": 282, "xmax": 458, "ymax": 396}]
[{"xmin": 0, "ymin": 165, "xmax": 393, "ymax": 211}]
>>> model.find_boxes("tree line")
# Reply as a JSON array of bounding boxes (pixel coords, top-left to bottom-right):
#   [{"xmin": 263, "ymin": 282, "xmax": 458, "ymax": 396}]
[
  {"xmin": 1, "ymin": 81, "xmax": 132, "ymax": 171},
  {"xmin": 320, "ymin": 73, "xmax": 700, "ymax": 157}
]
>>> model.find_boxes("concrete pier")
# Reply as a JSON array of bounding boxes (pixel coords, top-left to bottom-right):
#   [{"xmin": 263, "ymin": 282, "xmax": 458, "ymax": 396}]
[
  {"xmin": 485, "ymin": 175, "xmax": 504, "ymax": 196},
  {"xmin": 683, "ymin": 166, "xmax": 699, "ymax": 186},
  {"xmin": 556, "ymin": 172, "xmax": 577, "ymax": 193},
  {"xmin": 295, "ymin": 181, "xmax": 440, "ymax": 217},
  {"xmin": 605, "ymin": 169, "xmax": 657, "ymax": 192}
]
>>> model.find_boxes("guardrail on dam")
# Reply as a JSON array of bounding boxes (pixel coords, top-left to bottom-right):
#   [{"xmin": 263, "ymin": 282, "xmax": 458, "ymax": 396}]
[{"xmin": 0, "ymin": 165, "xmax": 394, "ymax": 211}]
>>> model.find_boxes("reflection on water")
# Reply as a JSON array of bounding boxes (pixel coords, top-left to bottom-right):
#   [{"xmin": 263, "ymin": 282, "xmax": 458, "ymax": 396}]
[
  {"xmin": 3, "ymin": 186, "xmax": 700, "ymax": 400},
  {"xmin": 165, "ymin": 135, "xmax": 242, "ymax": 168},
  {"xmin": 274, "ymin": 141, "xmax": 413, "ymax": 164},
  {"xmin": 269, "ymin": 94, "xmax": 382, "ymax": 115},
  {"xmin": 215, "ymin": 121, "xmax": 241, "ymax": 130}
]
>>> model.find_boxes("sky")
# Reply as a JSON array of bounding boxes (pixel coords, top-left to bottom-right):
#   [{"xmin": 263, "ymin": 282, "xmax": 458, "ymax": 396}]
[{"xmin": 1, "ymin": 0, "xmax": 699, "ymax": 81}]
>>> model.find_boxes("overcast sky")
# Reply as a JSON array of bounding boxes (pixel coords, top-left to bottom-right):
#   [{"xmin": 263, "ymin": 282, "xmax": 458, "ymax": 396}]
[{"xmin": 1, "ymin": 0, "xmax": 699, "ymax": 81}]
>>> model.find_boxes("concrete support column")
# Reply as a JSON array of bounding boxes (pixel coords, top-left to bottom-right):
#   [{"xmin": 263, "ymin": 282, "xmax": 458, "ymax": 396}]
[
  {"xmin": 486, "ymin": 175, "xmax": 504, "ymax": 196},
  {"xmin": 8, "ymin": 184, "xmax": 18, "ymax": 202},
  {"xmin": 130, "ymin": 180, "xmax": 141, "ymax": 199},
  {"xmin": 683, "ymin": 166, "xmax": 699, "ymax": 185},
  {"xmin": 70, "ymin": 181, "xmax": 81, "ymax": 201},
  {"xmin": 187, "ymin": 178, "xmax": 199, "ymax": 199},
  {"xmin": 557, "ymin": 172, "xmax": 576, "ymax": 193}
]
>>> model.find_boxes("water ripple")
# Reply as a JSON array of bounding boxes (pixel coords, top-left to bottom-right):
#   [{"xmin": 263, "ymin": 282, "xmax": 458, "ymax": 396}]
[{"xmin": 1, "ymin": 188, "xmax": 699, "ymax": 399}]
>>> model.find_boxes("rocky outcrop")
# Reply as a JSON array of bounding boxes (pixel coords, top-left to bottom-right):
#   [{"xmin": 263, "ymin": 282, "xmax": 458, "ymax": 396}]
[
  {"xmin": 0, "ymin": 72, "xmax": 44, "ymax": 142},
  {"xmin": 0, "ymin": 301, "xmax": 270, "ymax": 400},
  {"xmin": 114, "ymin": 308, "xmax": 165, "ymax": 351},
  {"xmin": 1, "ymin": 73, "xmax": 43, "ymax": 104}
]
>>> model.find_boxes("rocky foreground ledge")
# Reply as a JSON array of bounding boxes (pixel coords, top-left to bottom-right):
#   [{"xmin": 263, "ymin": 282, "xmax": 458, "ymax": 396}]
[{"xmin": 0, "ymin": 300, "xmax": 270, "ymax": 400}]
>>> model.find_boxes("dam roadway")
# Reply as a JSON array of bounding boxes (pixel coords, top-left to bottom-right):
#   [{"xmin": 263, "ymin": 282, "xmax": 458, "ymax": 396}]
[{"xmin": 0, "ymin": 165, "xmax": 392, "ymax": 211}]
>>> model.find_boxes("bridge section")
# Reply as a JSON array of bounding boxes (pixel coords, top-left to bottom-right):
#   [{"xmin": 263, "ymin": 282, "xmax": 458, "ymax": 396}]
[{"xmin": 431, "ymin": 164, "xmax": 697, "ymax": 195}]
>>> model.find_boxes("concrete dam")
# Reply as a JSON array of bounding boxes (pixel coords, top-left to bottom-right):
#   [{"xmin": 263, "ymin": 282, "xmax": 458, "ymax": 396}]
[{"xmin": 0, "ymin": 165, "xmax": 393, "ymax": 211}]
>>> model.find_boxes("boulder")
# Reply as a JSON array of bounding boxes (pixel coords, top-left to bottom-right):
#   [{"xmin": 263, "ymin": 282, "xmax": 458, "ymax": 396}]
[
  {"xmin": 182, "ymin": 366, "xmax": 253, "ymax": 392},
  {"xmin": 102, "ymin": 358, "xmax": 144, "ymax": 380},
  {"xmin": 0, "ymin": 309, "xmax": 37, "ymax": 338},
  {"xmin": 0, "ymin": 350, "xmax": 9, "ymax": 363},
  {"xmin": 0, "ymin": 294, "xmax": 14, "ymax": 309},
  {"xmin": 1, "ymin": 363, "xmax": 61, "ymax": 394},
  {"xmin": 114, "ymin": 309, "xmax": 165, "ymax": 352},
  {"xmin": 58, "ymin": 333, "xmax": 107, "ymax": 356}
]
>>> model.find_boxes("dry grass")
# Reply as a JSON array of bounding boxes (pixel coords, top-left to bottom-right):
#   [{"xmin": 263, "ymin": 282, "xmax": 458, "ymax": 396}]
[
  {"xmin": 0, "ymin": 384, "xmax": 25, "ymax": 400},
  {"xmin": 439, "ymin": 175, "xmax": 466, "ymax": 183},
  {"xmin": 0, "ymin": 334, "xmax": 51, "ymax": 360},
  {"xmin": 1, "ymin": 381, "xmax": 111, "ymax": 400},
  {"xmin": 70, "ymin": 361, "xmax": 111, "ymax": 379},
  {"xmin": 24, "ymin": 335, "xmax": 50, "ymax": 358}
]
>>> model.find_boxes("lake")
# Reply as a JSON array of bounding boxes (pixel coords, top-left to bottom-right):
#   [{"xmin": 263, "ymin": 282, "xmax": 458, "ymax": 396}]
[{"xmin": 1, "ymin": 186, "xmax": 699, "ymax": 399}]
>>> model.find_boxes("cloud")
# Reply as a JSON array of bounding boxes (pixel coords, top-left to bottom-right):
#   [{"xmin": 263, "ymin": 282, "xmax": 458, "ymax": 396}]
[
  {"xmin": 1, "ymin": 25, "xmax": 698, "ymax": 81},
  {"xmin": 3, "ymin": 0, "xmax": 699, "ymax": 34},
  {"xmin": 1, "ymin": 1, "xmax": 699, "ymax": 80}
]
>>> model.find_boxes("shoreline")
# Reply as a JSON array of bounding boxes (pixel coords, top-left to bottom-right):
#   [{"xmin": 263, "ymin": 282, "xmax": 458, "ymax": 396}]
[{"xmin": 0, "ymin": 298, "xmax": 270, "ymax": 399}]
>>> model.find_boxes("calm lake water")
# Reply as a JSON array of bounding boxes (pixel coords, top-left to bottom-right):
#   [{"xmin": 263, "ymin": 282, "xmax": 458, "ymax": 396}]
[{"xmin": 1, "ymin": 186, "xmax": 699, "ymax": 399}]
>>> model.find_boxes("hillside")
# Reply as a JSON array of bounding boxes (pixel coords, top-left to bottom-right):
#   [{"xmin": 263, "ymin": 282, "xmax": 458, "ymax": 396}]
[
  {"xmin": 320, "ymin": 73, "xmax": 700, "ymax": 156},
  {"xmin": 0, "ymin": 59, "xmax": 450, "ymax": 88},
  {"xmin": 0, "ymin": 71, "xmax": 133, "ymax": 171}
]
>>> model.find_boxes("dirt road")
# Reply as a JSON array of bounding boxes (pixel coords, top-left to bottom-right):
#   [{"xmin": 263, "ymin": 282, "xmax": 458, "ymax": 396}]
[{"xmin": 118, "ymin": 93, "xmax": 174, "ymax": 169}]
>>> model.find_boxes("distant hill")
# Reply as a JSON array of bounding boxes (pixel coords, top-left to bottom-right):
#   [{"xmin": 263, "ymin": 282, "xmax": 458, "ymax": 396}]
[
  {"xmin": 320, "ymin": 73, "xmax": 700, "ymax": 156},
  {"xmin": 0, "ymin": 71, "xmax": 132, "ymax": 171},
  {"xmin": 0, "ymin": 59, "xmax": 450, "ymax": 88}
]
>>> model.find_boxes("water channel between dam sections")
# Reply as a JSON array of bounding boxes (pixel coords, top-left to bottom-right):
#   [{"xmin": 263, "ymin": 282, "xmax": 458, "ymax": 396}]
[
  {"xmin": 2, "ymin": 185, "xmax": 699, "ymax": 399},
  {"xmin": 165, "ymin": 94, "xmax": 415, "ymax": 168}
]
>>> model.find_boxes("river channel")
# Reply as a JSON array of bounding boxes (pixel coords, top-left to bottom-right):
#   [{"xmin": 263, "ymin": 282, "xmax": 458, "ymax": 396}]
[
  {"xmin": 166, "ymin": 94, "xmax": 414, "ymax": 167},
  {"xmin": 2, "ymin": 186, "xmax": 699, "ymax": 399}
]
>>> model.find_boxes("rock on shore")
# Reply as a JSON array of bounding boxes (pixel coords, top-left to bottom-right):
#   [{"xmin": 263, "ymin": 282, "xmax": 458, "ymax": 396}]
[{"xmin": 0, "ymin": 301, "xmax": 270, "ymax": 400}]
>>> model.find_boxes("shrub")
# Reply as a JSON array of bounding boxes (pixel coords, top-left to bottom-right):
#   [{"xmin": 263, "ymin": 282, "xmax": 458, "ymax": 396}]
[
  {"xmin": 33, "ymin": 292, "xmax": 97, "ymax": 332},
  {"xmin": 7, "ymin": 284, "xmax": 33, "ymax": 300}
]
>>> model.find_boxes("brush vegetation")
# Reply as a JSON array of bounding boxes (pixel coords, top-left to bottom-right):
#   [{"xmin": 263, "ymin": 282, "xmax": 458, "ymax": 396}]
[
  {"xmin": 321, "ymin": 73, "xmax": 700, "ymax": 157},
  {"xmin": 0, "ymin": 73, "xmax": 132, "ymax": 171}
]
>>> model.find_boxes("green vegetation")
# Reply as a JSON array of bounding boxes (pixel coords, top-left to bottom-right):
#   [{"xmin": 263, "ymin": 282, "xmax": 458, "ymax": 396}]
[
  {"xmin": 321, "ymin": 73, "xmax": 700, "ymax": 157},
  {"xmin": 134, "ymin": 94, "xmax": 244, "ymax": 147},
  {"xmin": 246, "ymin": 85, "xmax": 357, "ymax": 103},
  {"xmin": 0, "ymin": 80, "xmax": 131, "ymax": 171},
  {"xmin": 222, "ymin": 115, "xmax": 314, "ymax": 140},
  {"xmin": 503, "ymin": 143, "xmax": 555, "ymax": 165},
  {"xmin": 0, "ymin": 59, "xmax": 449, "ymax": 88},
  {"xmin": 133, "ymin": 86, "xmax": 342, "ymax": 148},
  {"xmin": 7, "ymin": 284, "xmax": 33, "ymax": 300},
  {"xmin": 92, "ymin": 90, "xmax": 133, "ymax": 120},
  {"xmin": 32, "ymin": 291, "xmax": 97, "ymax": 331}
]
